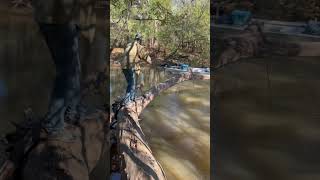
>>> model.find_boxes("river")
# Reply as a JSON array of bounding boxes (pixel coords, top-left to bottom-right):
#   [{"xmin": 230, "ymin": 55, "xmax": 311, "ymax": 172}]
[{"xmin": 214, "ymin": 56, "xmax": 320, "ymax": 180}]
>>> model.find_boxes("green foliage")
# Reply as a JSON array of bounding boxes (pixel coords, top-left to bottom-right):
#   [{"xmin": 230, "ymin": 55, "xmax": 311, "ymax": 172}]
[{"xmin": 111, "ymin": 0, "xmax": 210, "ymax": 66}]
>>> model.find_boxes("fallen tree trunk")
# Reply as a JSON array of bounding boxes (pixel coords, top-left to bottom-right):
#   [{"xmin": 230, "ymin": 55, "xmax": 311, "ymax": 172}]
[{"xmin": 113, "ymin": 72, "xmax": 193, "ymax": 180}]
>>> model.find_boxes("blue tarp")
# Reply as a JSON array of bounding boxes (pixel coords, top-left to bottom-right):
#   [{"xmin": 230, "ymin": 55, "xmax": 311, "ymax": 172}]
[
  {"xmin": 231, "ymin": 10, "xmax": 252, "ymax": 26},
  {"xmin": 179, "ymin": 64, "xmax": 189, "ymax": 71},
  {"xmin": 0, "ymin": 80, "xmax": 7, "ymax": 98},
  {"xmin": 305, "ymin": 21, "xmax": 320, "ymax": 35},
  {"xmin": 110, "ymin": 173, "xmax": 121, "ymax": 180}
]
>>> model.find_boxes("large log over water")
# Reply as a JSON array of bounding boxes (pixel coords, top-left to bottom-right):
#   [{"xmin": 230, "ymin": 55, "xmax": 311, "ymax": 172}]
[{"xmin": 113, "ymin": 72, "xmax": 193, "ymax": 180}]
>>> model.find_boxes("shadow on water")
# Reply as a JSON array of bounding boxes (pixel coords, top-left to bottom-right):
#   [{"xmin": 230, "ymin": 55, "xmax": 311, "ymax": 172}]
[
  {"xmin": 215, "ymin": 57, "xmax": 320, "ymax": 180},
  {"xmin": 111, "ymin": 68, "xmax": 210, "ymax": 180}
]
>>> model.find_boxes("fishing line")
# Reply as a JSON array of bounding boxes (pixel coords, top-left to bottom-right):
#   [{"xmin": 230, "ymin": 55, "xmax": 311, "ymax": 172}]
[
  {"xmin": 265, "ymin": 59, "xmax": 272, "ymax": 110},
  {"xmin": 190, "ymin": 68, "xmax": 196, "ymax": 96}
]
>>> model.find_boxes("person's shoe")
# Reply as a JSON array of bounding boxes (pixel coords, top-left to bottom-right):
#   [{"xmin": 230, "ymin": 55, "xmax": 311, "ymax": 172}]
[
  {"xmin": 76, "ymin": 103, "xmax": 88, "ymax": 122},
  {"xmin": 121, "ymin": 97, "xmax": 131, "ymax": 106},
  {"xmin": 65, "ymin": 105, "xmax": 79, "ymax": 124}
]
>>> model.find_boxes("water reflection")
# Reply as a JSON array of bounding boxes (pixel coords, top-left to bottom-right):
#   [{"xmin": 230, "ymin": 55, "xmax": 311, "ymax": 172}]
[{"xmin": 111, "ymin": 67, "xmax": 210, "ymax": 179}]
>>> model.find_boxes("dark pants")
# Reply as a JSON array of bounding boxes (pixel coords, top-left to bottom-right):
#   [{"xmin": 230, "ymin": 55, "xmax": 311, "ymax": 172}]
[
  {"xmin": 38, "ymin": 23, "xmax": 81, "ymax": 133},
  {"xmin": 122, "ymin": 68, "xmax": 136, "ymax": 103}
]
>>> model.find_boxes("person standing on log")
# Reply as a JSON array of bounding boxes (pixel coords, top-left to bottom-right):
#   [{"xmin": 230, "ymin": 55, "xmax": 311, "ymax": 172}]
[
  {"xmin": 120, "ymin": 33, "xmax": 152, "ymax": 104},
  {"xmin": 31, "ymin": 0, "xmax": 96, "ymax": 140}
]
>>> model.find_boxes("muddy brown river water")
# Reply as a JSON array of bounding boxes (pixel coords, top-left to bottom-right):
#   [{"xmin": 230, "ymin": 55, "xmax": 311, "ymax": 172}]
[{"xmin": 214, "ymin": 57, "xmax": 320, "ymax": 180}]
